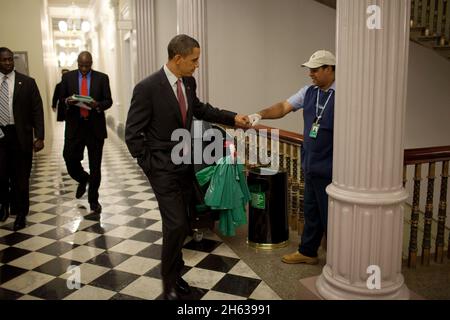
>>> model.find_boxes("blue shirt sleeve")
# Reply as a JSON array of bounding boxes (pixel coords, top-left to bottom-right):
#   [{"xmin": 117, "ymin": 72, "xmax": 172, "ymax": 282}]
[{"xmin": 287, "ymin": 85, "xmax": 311, "ymax": 112}]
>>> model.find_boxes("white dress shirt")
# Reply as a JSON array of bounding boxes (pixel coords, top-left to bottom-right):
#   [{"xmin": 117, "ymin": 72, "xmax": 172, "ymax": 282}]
[{"xmin": 163, "ymin": 64, "xmax": 188, "ymax": 112}]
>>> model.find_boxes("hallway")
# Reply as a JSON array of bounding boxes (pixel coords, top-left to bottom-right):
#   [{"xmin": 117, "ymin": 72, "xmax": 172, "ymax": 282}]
[
  {"xmin": 0, "ymin": 120, "xmax": 449, "ymax": 300},
  {"xmin": 1, "ymin": 0, "xmax": 449, "ymax": 301},
  {"xmin": 0, "ymin": 122, "xmax": 282, "ymax": 300}
]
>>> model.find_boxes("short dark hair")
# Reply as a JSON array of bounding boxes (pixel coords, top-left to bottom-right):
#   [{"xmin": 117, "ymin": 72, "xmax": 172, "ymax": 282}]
[
  {"xmin": 78, "ymin": 51, "xmax": 93, "ymax": 62},
  {"xmin": 0, "ymin": 47, "xmax": 13, "ymax": 55},
  {"xmin": 167, "ymin": 34, "xmax": 200, "ymax": 60}
]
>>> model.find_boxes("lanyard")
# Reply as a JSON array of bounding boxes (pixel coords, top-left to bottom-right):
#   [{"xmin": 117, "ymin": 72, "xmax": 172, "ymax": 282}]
[{"xmin": 315, "ymin": 89, "xmax": 334, "ymax": 121}]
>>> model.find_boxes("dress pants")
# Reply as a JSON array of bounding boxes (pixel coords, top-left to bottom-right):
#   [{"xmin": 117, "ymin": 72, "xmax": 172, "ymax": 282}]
[
  {"xmin": 299, "ymin": 175, "xmax": 331, "ymax": 258},
  {"xmin": 63, "ymin": 121, "xmax": 104, "ymax": 204},
  {"xmin": 0, "ymin": 126, "xmax": 32, "ymax": 218},
  {"xmin": 146, "ymin": 169, "xmax": 194, "ymax": 293}
]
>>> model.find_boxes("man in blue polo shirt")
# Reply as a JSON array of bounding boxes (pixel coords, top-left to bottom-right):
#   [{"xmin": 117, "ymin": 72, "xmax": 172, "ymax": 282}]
[{"xmin": 248, "ymin": 50, "xmax": 336, "ymax": 264}]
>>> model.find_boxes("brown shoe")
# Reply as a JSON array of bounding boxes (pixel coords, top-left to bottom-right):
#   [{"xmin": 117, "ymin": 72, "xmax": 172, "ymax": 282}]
[{"xmin": 282, "ymin": 252, "xmax": 318, "ymax": 265}]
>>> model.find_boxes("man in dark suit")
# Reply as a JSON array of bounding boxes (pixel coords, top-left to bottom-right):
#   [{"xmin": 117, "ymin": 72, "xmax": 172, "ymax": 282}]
[
  {"xmin": 125, "ymin": 34, "xmax": 249, "ymax": 300},
  {"xmin": 60, "ymin": 51, "xmax": 112, "ymax": 214},
  {"xmin": 0, "ymin": 47, "xmax": 45, "ymax": 230},
  {"xmin": 52, "ymin": 68, "xmax": 69, "ymax": 121}
]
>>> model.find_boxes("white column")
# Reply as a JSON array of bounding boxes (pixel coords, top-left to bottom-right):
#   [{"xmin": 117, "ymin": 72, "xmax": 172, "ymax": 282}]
[
  {"xmin": 135, "ymin": 0, "xmax": 156, "ymax": 82},
  {"xmin": 316, "ymin": 0, "xmax": 411, "ymax": 300},
  {"xmin": 177, "ymin": 0, "xmax": 208, "ymax": 101}
]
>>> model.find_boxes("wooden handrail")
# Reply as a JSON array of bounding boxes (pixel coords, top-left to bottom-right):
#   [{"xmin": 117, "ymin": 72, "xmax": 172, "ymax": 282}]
[
  {"xmin": 248, "ymin": 124, "xmax": 450, "ymax": 165},
  {"xmin": 404, "ymin": 146, "xmax": 450, "ymax": 165},
  {"xmin": 252, "ymin": 125, "xmax": 304, "ymax": 145}
]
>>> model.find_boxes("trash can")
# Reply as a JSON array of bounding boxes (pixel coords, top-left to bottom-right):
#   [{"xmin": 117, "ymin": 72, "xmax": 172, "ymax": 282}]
[{"xmin": 247, "ymin": 167, "xmax": 289, "ymax": 249}]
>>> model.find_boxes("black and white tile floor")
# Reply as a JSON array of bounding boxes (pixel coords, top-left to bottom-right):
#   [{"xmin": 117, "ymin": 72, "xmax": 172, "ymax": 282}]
[{"xmin": 0, "ymin": 126, "xmax": 280, "ymax": 300}]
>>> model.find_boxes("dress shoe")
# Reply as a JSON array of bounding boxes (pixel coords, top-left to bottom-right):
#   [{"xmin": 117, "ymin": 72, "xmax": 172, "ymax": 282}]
[
  {"xmin": 90, "ymin": 202, "xmax": 102, "ymax": 214},
  {"xmin": 0, "ymin": 204, "xmax": 9, "ymax": 222},
  {"xmin": 13, "ymin": 216, "xmax": 27, "ymax": 231},
  {"xmin": 281, "ymin": 251, "xmax": 319, "ymax": 265},
  {"xmin": 76, "ymin": 177, "xmax": 89, "ymax": 199},
  {"xmin": 163, "ymin": 287, "xmax": 181, "ymax": 300},
  {"xmin": 175, "ymin": 277, "xmax": 191, "ymax": 295}
]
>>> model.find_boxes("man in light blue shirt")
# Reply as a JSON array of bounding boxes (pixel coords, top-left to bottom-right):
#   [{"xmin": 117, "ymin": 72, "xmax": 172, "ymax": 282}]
[{"xmin": 249, "ymin": 50, "xmax": 336, "ymax": 265}]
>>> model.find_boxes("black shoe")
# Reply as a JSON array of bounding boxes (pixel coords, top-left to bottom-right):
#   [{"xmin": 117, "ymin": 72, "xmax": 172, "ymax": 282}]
[
  {"xmin": 13, "ymin": 216, "xmax": 26, "ymax": 231},
  {"xmin": 163, "ymin": 287, "xmax": 181, "ymax": 300},
  {"xmin": 0, "ymin": 204, "xmax": 9, "ymax": 222},
  {"xmin": 76, "ymin": 177, "xmax": 89, "ymax": 199},
  {"xmin": 90, "ymin": 202, "xmax": 102, "ymax": 214},
  {"xmin": 175, "ymin": 277, "xmax": 191, "ymax": 295}
]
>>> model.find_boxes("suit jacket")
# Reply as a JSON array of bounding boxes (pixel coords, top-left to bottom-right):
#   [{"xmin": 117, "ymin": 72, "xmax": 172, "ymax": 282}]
[
  {"xmin": 52, "ymin": 82, "xmax": 65, "ymax": 121},
  {"xmin": 125, "ymin": 68, "xmax": 236, "ymax": 175},
  {"xmin": 12, "ymin": 72, "xmax": 45, "ymax": 152},
  {"xmin": 59, "ymin": 70, "xmax": 113, "ymax": 140}
]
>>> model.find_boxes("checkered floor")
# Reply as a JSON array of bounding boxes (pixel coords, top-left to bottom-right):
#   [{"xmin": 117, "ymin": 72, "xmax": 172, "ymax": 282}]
[{"xmin": 0, "ymin": 125, "xmax": 280, "ymax": 300}]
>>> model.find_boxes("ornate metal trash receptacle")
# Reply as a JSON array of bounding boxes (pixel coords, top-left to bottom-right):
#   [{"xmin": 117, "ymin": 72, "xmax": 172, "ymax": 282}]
[{"xmin": 247, "ymin": 167, "xmax": 289, "ymax": 249}]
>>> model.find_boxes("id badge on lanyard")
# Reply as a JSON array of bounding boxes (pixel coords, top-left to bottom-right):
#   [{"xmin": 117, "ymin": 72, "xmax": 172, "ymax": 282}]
[
  {"xmin": 309, "ymin": 121, "xmax": 320, "ymax": 139},
  {"xmin": 309, "ymin": 89, "xmax": 333, "ymax": 139}
]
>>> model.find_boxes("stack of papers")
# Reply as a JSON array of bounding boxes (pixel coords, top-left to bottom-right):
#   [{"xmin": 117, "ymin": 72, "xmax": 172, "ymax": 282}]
[{"xmin": 70, "ymin": 94, "xmax": 93, "ymax": 110}]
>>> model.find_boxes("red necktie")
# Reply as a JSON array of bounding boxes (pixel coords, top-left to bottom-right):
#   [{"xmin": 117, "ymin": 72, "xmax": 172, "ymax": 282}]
[
  {"xmin": 80, "ymin": 76, "xmax": 89, "ymax": 118},
  {"xmin": 176, "ymin": 79, "xmax": 187, "ymax": 126}
]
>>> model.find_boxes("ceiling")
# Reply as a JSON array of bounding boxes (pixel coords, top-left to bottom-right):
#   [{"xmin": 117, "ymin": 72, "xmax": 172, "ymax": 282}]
[
  {"xmin": 47, "ymin": 0, "xmax": 93, "ymax": 67},
  {"xmin": 48, "ymin": 0, "xmax": 91, "ymax": 19}
]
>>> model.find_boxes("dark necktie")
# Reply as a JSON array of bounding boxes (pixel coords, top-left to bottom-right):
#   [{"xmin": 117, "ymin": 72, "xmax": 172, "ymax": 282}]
[
  {"xmin": 176, "ymin": 79, "xmax": 187, "ymax": 126},
  {"xmin": 0, "ymin": 76, "xmax": 9, "ymax": 126}
]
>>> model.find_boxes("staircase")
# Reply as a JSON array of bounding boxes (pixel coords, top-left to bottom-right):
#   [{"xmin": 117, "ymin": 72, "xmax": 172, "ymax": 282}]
[{"xmin": 314, "ymin": 0, "xmax": 450, "ymax": 60}]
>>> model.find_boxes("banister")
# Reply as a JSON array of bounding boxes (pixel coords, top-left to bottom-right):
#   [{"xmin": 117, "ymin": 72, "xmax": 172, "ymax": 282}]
[
  {"xmin": 404, "ymin": 146, "xmax": 450, "ymax": 165},
  {"xmin": 251, "ymin": 125, "xmax": 304, "ymax": 145},
  {"xmin": 242, "ymin": 124, "xmax": 450, "ymax": 165}
]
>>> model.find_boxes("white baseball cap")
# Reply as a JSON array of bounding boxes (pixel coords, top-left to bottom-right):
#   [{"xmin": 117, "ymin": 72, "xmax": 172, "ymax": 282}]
[{"xmin": 302, "ymin": 50, "xmax": 336, "ymax": 68}]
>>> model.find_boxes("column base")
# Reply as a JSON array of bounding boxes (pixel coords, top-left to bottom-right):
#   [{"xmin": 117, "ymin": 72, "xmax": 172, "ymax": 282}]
[{"xmin": 316, "ymin": 265, "xmax": 410, "ymax": 300}]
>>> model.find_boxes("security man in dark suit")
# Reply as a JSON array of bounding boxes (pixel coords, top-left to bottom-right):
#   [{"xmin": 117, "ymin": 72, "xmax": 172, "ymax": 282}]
[
  {"xmin": 0, "ymin": 47, "xmax": 45, "ymax": 230},
  {"xmin": 52, "ymin": 68, "xmax": 69, "ymax": 121},
  {"xmin": 125, "ymin": 34, "xmax": 249, "ymax": 300},
  {"xmin": 59, "ymin": 51, "xmax": 112, "ymax": 214}
]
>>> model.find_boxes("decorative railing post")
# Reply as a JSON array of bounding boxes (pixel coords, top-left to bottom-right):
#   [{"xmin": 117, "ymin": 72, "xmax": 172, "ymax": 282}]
[
  {"xmin": 421, "ymin": 163, "xmax": 436, "ymax": 266},
  {"xmin": 408, "ymin": 164, "xmax": 422, "ymax": 268},
  {"xmin": 435, "ymin": 160, "xmax": 449, "ymax": 263}
]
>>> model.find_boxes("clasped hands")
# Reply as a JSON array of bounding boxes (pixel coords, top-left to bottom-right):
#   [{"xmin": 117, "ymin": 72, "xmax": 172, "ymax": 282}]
[{"xmin": 234, "ymin": 113, "xmax": 262, "ymax": 128}]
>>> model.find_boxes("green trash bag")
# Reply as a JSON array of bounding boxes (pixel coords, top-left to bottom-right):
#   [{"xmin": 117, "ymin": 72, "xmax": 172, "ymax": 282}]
[
  {"xmin": 195, "ymin": 156, "xmax": 251, "ymax": 236},
  {"xmin": 195, "ymin": 165, "xmax": 216, "ymax": 187}
]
